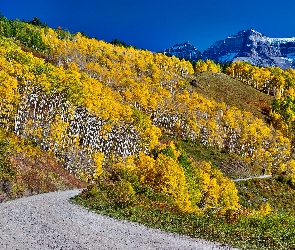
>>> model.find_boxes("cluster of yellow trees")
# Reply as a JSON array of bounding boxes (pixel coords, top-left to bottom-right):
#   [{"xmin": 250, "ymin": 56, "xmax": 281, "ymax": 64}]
[
  {"xmin": 46, "ymin": 31, "xmax": 293, "ymax": 170},
  {"xmin": 112, "ymin": 142, "xmax": 240, "ymax": 213},
  {"xmin": 0, "ymin": 32, "xmax": 240, "ymax": 212},
  {"xmin": 194, "ymin": 59, "xmax": 221, "ymax": 73},
  {"xmin": 0, "ymin": 36, "xmax": 158, "ymax": 177},
  {"xmin": 2, "ymin": 20, "xmax": 295, "ymax": 213},
  {"xmin": 225, "ymin": 62, "xmax": 295, "ymax": 139},
  {"xmin": 39, "ymin": 28, "xmax": 292, "ymax": 174},
  {"xmin": 40, "ymin": 28, "xmax": 194, "ymax": 113},
  {"xmin": 226, "ymin": 61, "xmax": 295, "ymax": 98}
]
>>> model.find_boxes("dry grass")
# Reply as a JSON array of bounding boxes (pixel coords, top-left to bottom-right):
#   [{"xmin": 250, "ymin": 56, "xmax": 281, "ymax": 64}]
[
  {"xmin": 187, "ymin": 71, "xmax": 274, "ymax": 121},
  {"xmin": 9, "ymin": 152, "xmax": 86, "ymax": 193},
  {"xmin": 1, "ymin": 142, "xmax": 86, "ymax": 202}
]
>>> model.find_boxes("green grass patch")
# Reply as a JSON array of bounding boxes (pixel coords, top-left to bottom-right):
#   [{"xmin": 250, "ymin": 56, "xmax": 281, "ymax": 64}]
[{"xmin": 236, "ymin": 178, "xmax": 295, "ymax": 216}]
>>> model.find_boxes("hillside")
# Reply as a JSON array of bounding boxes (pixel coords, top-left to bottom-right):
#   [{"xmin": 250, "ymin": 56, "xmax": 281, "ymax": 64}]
[
  {"xmin": 1, "ymin": 16, "xmax": 295, "ymax": 249},
  {"xmin": 0, "ymin": 129, "xmax": 85, "ymax": 202},
  {"xmin": 186, "ymin": 71, "xmax": 273, "ymax": 121}
]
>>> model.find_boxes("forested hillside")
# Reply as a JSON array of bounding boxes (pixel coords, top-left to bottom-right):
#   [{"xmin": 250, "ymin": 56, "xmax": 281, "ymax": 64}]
[
  {"xmin": 1, "ymin": 16, "xmax": 295, "ymax": 249},
  {"xmin": 225, "ymin": 61, "xmax": 295, "ymax": 139}
]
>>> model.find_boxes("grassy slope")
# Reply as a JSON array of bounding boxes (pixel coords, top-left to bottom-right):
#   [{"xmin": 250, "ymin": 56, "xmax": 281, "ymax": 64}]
[
  {"xmin": 187, "ymin": 71, "xmax": 274, "ymax": 121},
  {"xmin": 176, "ymin": 138, "xmax": 255, "ymax": 179},
  {"xmin": 235, "ymin": 178, "xmax": 295, "ymax": 216},
  {"xmin": 180, "ymin": 71, "xmax": 274, "ymax": 179}
]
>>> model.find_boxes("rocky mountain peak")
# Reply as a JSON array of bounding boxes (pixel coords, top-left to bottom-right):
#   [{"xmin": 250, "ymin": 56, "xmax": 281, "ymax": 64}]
[
  {"xmin": 162, "ymin": 29, "xmax": 295, "ymax": 69},
  {"xmin": 161, "ymin": 41, "xmax": 201, "ymax": 61},
  {"xmin": 241, "ymin": 28, "xmax": 263, "ymax": 36}
]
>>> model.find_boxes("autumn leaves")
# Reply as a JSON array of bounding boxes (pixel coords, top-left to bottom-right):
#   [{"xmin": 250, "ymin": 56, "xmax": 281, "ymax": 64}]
[{"xmin": 2, "ymin": 19, "xmax": 295, "ymax": 213}]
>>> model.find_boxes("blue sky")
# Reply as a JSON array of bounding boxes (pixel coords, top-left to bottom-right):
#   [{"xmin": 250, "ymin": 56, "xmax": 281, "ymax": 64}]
[{"xmin": 2, "ymin": 0, "xmax": 295, "ymax": 52}]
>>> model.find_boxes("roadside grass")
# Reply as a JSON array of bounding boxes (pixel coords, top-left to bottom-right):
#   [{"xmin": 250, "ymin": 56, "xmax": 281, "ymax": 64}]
[{"xmin": 72, "ymin": 182, "xmax": 295, "ymax": 250}]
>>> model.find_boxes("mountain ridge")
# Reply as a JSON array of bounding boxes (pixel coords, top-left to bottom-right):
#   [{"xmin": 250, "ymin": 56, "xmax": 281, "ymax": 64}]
[
  {"xmin": 162, "ymin": 29, "xmax": 295, "ymax": 69},
  {"xmin": 162, "ymin": 41, "xmax": 201, "ymax": 61}
]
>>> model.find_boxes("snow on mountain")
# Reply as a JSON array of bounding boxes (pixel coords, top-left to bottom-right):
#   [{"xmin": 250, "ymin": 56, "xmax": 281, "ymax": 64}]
[{"xmin": 162, "ymin": 29, "xmax": 295, "ymax": 69}]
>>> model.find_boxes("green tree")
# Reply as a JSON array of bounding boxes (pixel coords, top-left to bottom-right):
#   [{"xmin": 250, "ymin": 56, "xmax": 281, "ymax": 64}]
[{"xmin": 28, "ymin": 17, "xmax": 47, "ymax": 27}]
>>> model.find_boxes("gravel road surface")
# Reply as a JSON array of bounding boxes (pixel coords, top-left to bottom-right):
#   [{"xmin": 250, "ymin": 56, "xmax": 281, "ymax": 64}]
[{"xmin": 0, "ymin": 189, "xmax": 238, "ymax": 250}]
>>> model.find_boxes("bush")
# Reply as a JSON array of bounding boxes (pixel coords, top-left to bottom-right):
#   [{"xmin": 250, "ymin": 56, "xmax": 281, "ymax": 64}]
[
  {"xmin": 108, "ymin": 180, "xmax": 135, "ymax": 208},
  {"xmin": 81, "ymin": 180, "xmax": 135, "ymax": 209}
]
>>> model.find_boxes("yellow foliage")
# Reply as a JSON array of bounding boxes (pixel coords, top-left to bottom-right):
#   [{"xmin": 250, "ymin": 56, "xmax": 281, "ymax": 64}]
[
  {"xmin": 50, "ymin": 115, "xmax": 69, "ymax": 148},
  {"xmin": 40, "ymin": 26, "xmax": 194, "ymax": 116},
  {"xmin": 195, "ymin": 59, "xmax": 221, "ymax": 73},
  {"xmin": 135, "ymin": 150, "xmax": 239, "ymax": 214},
  {"xmin": 144, "ymin": 126, "xmax": 162, "ymax": 150},
  {"xmin": 156, "ymin": 153, "xmax": 194, "ymax": 213},
  {"xmin": 196, "ymin": 161, "xmax": 240, "ymax": 213},
  {"xmin": 258, "ymin": 202, "xmax": 272, "ymax": 216},
  {"xmin": 171, "ymin": 141, "xmax": 180, "ymax": 156},
  {"xmin": 284, "ymin": 159, "xmax": 295, "ymax": 185},
  {"xmin": 136, "ymin": 152, "xmax": 157, "ymax": 186},
  {"xmin": 114, "ymin": 155, "xmax": 136, "ymax": 174},
  {"xmin": 100, "ymin": 123, "xmax": 113, "ymax": 139},
  {"xmin": 76, "ymin": 171, "xmax": 93, "ymax": 183},
  {"xmin": 92, "ymin": 151, "xmax": 105, "ymax": 179}
]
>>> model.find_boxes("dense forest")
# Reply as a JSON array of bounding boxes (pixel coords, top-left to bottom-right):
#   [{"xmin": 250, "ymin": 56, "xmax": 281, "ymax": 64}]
[{"xmin": 0, "ymin": 16, "xmax": 295, "ymax": 249}]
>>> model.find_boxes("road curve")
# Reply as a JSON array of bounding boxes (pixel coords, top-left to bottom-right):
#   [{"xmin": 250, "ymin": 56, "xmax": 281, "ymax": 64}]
[{"xmin": 0, "ymin": 189, "xmax": 238, "ymax": 250}]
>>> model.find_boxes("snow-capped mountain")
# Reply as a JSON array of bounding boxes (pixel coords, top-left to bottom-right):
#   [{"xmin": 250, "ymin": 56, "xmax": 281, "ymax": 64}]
[
  {"xmin": 162, "ymin": 29, "xmax": 295, "ymax": 69},
  {"xmin": 161, "ymin": 41, "xmax": 201, "ymax": 61},
  {"xmin": 202, "ymin": 29, "xmax": 295, "ymax": 69}
]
